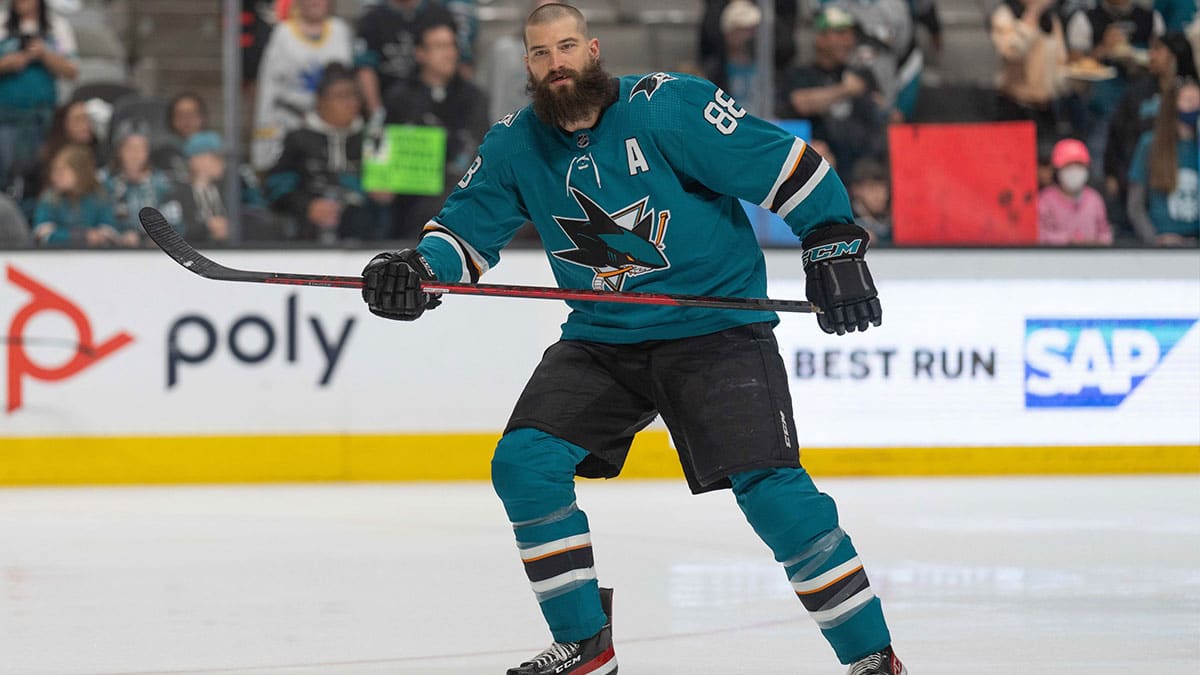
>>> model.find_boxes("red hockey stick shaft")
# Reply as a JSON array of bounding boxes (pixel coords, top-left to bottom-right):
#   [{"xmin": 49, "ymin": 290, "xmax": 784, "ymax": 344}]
[{"xmin": 139, "ymin": 207, "xmax": 818, "ymax": 313}]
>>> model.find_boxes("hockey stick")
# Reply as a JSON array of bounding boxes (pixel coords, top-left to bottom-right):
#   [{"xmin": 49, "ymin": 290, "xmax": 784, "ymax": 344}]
[{"xmin": 138, "ymin": 207, "xmax": 818, "ymax": 313}]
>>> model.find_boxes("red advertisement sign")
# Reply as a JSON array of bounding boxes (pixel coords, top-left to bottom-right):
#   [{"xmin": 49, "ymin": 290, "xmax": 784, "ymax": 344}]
[{"xmin": 889, "ymin": 122, "xmax": 1039, "ymax": 245}]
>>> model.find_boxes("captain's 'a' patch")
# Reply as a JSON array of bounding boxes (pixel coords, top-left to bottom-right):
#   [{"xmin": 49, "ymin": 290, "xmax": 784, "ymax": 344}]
[{"xmin": 629, "ymin": 72, "xmax": 677, "ymax": 102}]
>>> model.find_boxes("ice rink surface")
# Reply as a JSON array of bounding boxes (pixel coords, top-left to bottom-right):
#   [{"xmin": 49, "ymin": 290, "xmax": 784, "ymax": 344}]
[{"xmin": 1, "ymin": 476, "xmax": 1197, "ymax": 675}]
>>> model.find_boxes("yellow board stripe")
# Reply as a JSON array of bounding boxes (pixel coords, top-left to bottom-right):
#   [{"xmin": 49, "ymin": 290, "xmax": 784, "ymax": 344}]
[{"xmin": 0, "ymin": 432, "xmax": 1197, "ymax": 485}]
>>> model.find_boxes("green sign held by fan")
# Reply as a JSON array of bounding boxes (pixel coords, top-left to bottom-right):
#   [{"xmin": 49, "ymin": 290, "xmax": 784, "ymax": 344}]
[{"xmin": 363, "ymin": 124, "xmax": 448, "ymax": 195}]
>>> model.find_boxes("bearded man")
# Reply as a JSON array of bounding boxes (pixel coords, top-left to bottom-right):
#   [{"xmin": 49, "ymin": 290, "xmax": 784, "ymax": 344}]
[{"xmin": 360, "ymin": 4, "xmax": 901, "ymax": 674}]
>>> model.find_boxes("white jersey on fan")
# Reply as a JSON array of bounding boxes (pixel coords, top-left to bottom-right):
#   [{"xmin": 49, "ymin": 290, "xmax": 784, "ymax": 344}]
[{"xmin": 252, "ymin": 17, "xmax": 354, "ymax": 171}]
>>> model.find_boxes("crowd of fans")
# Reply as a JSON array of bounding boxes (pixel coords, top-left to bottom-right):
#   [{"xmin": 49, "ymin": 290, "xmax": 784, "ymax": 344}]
[{"xmin": 0, "ymin": 0, "xmax": 1197, "ymax": 249}]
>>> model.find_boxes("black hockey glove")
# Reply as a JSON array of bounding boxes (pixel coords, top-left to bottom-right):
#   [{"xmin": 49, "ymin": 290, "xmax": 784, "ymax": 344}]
[
  {"xmin": 802, "ymin": 223, "xmax": 882, "ymax": 335},
  {"xmin": 361, "ymin": 249, "xmax": 442, "ymax": 321}
]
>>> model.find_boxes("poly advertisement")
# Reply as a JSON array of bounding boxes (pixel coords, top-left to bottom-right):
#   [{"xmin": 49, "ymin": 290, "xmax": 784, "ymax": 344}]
[{"xmin": 1, "ymin": 251, "xmax": 565, "ymax": 436}]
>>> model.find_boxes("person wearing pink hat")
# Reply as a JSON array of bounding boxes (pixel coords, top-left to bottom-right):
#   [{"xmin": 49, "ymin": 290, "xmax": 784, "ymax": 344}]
[{"xmin": 1037, "ymin": 137, "xmax": 1114, "ymax": 245}]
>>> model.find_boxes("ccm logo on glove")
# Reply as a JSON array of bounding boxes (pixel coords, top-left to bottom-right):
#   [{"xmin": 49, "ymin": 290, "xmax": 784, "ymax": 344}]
[{"xmin": 801, "ymin": 239, "xmax": 863, "ymax": 266}]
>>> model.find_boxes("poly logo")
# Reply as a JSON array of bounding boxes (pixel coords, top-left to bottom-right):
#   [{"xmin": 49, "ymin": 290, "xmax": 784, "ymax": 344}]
[
  {"xmin": 1024, "ymin": 318, "xmax": 1197, "ymax": 408},
  {"xmin": 5, "ymin": 265, "xmax": 134, "ymax": 413}
]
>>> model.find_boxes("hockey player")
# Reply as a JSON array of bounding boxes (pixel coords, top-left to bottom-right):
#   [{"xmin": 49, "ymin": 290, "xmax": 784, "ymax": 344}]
[{"xmin": 360, "ymin": 4, "xmax": 903, "ymax": 674}]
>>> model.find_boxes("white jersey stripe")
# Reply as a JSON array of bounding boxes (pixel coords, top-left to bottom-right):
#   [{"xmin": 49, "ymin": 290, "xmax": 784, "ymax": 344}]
[
  {"xmin": 759, "ymin": 137, "xmax": 807, "ymax": 209},
  {"xmin": 776, "ymin": 159, "xmax": 831, "ymax": 221},
  {"xmin": 423, "ymin": 222, "xmax": 492, "ymax": 282},
  {"xmin": 791, "ymin": 556, "xmax": 863, "ymax": 594},
  {"xmin": 423, "ymin": 231, "xmax": 471, "ymax": 282},
  {"xmin": 519, "ymin": 533, "xmax": 593, "ymax": 562}
]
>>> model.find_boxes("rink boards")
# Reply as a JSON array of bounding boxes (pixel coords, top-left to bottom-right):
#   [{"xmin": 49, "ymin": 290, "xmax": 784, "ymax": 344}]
[{"xmin": 1, "ymin": 249, "xmax": 1197, "ymax": 484}]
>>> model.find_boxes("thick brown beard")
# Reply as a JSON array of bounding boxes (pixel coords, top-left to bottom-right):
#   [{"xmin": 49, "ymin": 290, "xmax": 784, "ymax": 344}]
[{"xmin": 528, "ymin": 57, "xmax": 616, "ymax": 129}]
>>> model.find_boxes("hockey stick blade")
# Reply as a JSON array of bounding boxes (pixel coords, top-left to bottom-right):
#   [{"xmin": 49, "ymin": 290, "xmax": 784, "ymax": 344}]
[{"xmin": 138, "ymin": 207, "xmax": 817, "ymax": 313}]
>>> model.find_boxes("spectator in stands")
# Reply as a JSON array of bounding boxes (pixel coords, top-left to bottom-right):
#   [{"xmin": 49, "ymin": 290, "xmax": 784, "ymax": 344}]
[
  {"xmin": 252, "ymin": 0, "xmax": 354, "ymax": 171},
  {"xmin": 382, "ymin": 19, "xmax": 488, "ymax": 238},
  {"xmin": 353, "ymin": 0, "xmax": 456, "ymax": 114},
  {"xmin": 780, "ymin": 6, "xmax": 888, "ymax": 176},
  {"xmin": 910, "ymin": 0, "xmax": 942, "ymax": 55},
  {"xmin": 482, "ymin": 0, "xmax": 555, "ymax": 122},
  {"xmin": 702, "ymin": 1, "xmax": 763, "ymax": 114},
  {"xmin": 1067, "ymin": 0, "xmax": 1164, "ymax": 58},
  {"xmin": 242, "ymin": 0, "xmax": 278, "ymax": 86},
  {"xmin": 990, "ymin": 0, "xmax": 1073, "ymax": 144},
  {"xmin": 100, "ymin": 121, "xmax": 183, "ymax": 241},
  {"xmin": 1127, "ymin": 77, "xmax": 1200, "ymax": 245},
  {"xmin": 161, "ymin": 92, "xmax": 211, "ymax": 181},
  {"xmin": 0, "ymin": 0, "xmax": 79, "ymax": 192},
  {"xmin": 824, "ymin": 0, "xmax": 916, "ymax": 120},
  {"xmin": 1036, "ymin": 140, "xmax": 1056, "ymax": 189},
  {"xmin": 1104, "ymin": 31, "xmax": 1196, "ymax": 238},
  {"xmin": 167, "ymin": 92, "xmax": 208, "ymax": 144},
  {"xmin": 32, "ymin": 144, "xmax": 121, "ymax": 247},
  {"xmin": 7, "ymin": 98, "xmax": 97, "ymax": 222},
  {"xmin": 266, "ymin": 63, "xmax": 378, "ymax": 243},
  {"xmin": 700, "ymin": 0, "xmax": 797, "ymax": 75},
  {"xmin": 176, "ymin": 131, "xmax": 268, "ymax": 244},
  {"xmin": 1066, "ymin": 0, "xmax": 1165, "ymax": 173},
  {"xmin": 848, "ymin": 156, "xmax": 892, "ymax": 245},
  {"xmin": 1155, "ymin": 0, "xmax": 1195, "ymax": 33},
  {"xmin": 0, "ymin": 192, "xmax": 29, "ymax": 246},
  {"xmin": 1038, "ymin": 137, "xmax": 1113, "ymax": 244},
  {"xmin": 443, "ymin": 0, "xmax": 479, "ymax": 79}
]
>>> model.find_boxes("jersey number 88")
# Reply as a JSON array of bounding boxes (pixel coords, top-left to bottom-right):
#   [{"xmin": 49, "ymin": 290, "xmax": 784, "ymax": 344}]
[{"xmin": 703, "ymin": 89, "xmax": 747, "ymax": 136}]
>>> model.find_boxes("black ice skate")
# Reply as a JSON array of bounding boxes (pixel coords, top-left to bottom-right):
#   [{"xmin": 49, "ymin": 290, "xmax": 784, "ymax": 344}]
[
  {"xmin": 846, "ymin": 645, "xmax": 906, "ymax": 675},
  {"xmin": 506, "ymin": 587, "xmax": 616, "ymax": 675}
]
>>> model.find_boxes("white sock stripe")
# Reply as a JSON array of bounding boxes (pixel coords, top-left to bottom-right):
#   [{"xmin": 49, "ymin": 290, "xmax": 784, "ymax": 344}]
[
  {"xmin": 760, "ymin": 137, "xmax": 807, "ymax": 209},
  {"xmin": 791, "ymin": 556, "xmax": 864, "ymax": 593},
  {"xmin": 811, "ymin": 587, "xmax": 876, "ymax": 628},
  {"xmin": 776, "ymin": 160, "xmax": 830, "ymax": 221},
  {"xmin": 519, "ymin": 533, "xmax": 593, "ymax": 562},
  {"xmin": 529, "ymin": 567, "xmax": 597, "ymax": 595}
]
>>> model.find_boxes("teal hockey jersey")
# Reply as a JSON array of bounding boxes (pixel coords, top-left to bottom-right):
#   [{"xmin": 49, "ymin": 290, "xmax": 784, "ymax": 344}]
[{"xmin": 415, "ymin": 72, "xmax": 854, "ymax": 344}]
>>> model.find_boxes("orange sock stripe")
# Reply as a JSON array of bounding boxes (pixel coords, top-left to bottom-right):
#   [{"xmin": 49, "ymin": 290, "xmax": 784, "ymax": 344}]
[
  {"xmin": 522, "ymin": 543, "xmax": 593, "ymax": 564},
  {"xmin": 796, "ymin": 565, "xmax": 864, "ymax": 596}
]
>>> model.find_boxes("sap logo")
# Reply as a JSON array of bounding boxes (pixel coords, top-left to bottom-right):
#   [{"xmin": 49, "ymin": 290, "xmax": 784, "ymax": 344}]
[
  {"xmin": 166, "ymin": 294, "xmax": 354, "ymax": 388},
  {"xmin": 5, "ymin": 265, "xmax": 134, "ymax": 413},
  {"xmin": 1024, "ymin": 318, "xmax": 1197, "ymax": 408},
  {"xmin": 801, "ymin": 239, "xmax": 861, "ymax": 266}
]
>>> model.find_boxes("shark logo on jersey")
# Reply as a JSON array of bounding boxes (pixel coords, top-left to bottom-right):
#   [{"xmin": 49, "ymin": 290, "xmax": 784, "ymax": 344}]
[
  {"xmin": 551, "ymin": 188, "xmax": 671, "ymax": 291},
  {"xmin": 630, "ymin": 72, "xmax": 677, "ymax": 102}
]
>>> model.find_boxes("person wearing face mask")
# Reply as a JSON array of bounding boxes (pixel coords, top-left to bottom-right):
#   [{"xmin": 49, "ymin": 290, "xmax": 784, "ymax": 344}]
[
  {"xmin": 1127, "ymin": 77, "xmax": 1200, "ymax": 245},
  {"xmin": 1103, "ymin": 31, "xmax": 1197, "ymax": 239},
  {"xmin": 1038, "ymin": 138, "xmax": 1113, "ymax": 245}
]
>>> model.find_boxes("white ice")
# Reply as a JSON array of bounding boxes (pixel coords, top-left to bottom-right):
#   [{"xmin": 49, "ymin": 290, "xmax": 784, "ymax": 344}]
[{"xmin": 1, "ymin": 476, "xmax": 1197, "ymax": 674}]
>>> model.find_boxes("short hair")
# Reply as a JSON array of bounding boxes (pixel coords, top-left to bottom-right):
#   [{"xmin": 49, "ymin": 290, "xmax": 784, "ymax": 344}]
[
  {"xmin": 316, "ymin": 62, "xmax": 356, "ymax": 98},
  {"xmin": 167, "ymin": 92, "xmax": 207, "ymax": 133},
  {"xmin": 416, "ymin": 19, "xmax": 458, "ymax": 47},
  {"xmin": 525, "ymin": 3, "xmax": 588, "ymax": 39}
]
